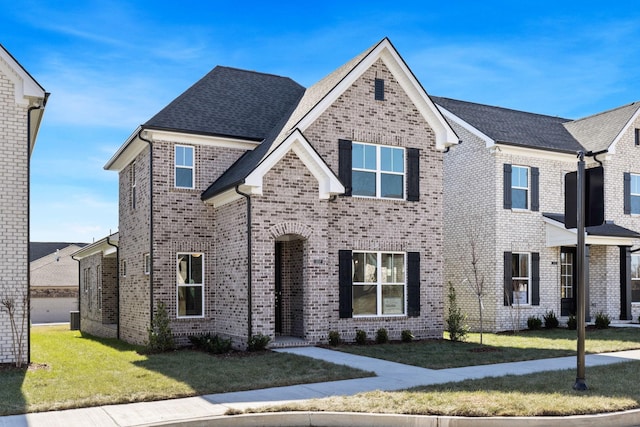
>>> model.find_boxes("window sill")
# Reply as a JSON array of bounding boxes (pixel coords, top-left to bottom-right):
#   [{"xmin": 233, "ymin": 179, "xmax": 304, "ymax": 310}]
[
  {"xmin": 353, "ymin": 314, "xmax": 407, "ymax": 319},
  {"xmin": 510, "ymin": 208, "xmax": 532, "ymax": 213}
]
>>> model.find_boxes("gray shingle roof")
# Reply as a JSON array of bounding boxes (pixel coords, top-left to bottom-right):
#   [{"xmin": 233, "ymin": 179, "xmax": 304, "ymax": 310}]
[
  {"xmin": 145, "ymin": 66, "xmax": 305, "ymax": 141},
  {"xmin": 30, "ymin": 242, "xmax": 88, "ymax": 262},
  {"xmin": 433, "ymin": 96, "xmax": 584, "ymax": 153},
  {"xmin": 563, "ymin": 102, "xmax": 640, "ymax": 153}
]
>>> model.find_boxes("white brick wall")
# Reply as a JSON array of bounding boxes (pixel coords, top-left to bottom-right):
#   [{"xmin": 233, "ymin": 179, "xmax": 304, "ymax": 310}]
[{"xmin": 0, "ymin": 66, "xmax": 29, "ymax": 364}]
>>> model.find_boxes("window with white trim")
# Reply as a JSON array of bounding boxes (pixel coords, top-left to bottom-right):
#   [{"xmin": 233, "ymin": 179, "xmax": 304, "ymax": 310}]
[
  {"xmin": 511, "ymin": 166, "xmax": 529, "ymax": 209},
  {"xmin": 352, "ymin": 142, "xmax": 404, "ymax": 199},
  {"xmin": 511, "ymin": 252, "xmax": 530, "ymax": 305},
  {"xmin": 177, "ymin": 253, "xmax": 204, "ymax": 317},
  {"xmin": 631, "ymin": 174, "xmax": 640, "ymax": 215},
  {"xmin": 144, "ymin": 253, "xmax": 150, "ymax": 275},
  {"xmin": 175, "ymin": 145, "xmax": 194, "ymax": 189},
  {"xmin": 632, "ymin": 254, "xmax": 640, "ymax": 303},
  {"xmin": 131, "ymin": 161, "xmax": 137, "ymax": 209},
  {"xmin": 97, "ymin": 264, "xmax": 102, "ymax": 310},
  {"xmin": 560, "ymin": 251, "xmax": 573, "ymax": 299},
  {"xmin": 352, "ymin": 251, "xmax": 405, "ymax": 316}
]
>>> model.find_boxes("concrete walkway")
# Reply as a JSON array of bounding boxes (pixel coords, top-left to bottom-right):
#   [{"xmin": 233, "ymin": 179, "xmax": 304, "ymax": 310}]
[{"xmin": 2, "ymin": 347, "xmax": 640, "ymax": 426}]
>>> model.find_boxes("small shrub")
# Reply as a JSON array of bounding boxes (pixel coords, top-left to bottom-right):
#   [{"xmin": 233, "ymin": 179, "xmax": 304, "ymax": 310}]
[
  {"xmin": 543, "ymin": 310, "xmax": 559, "ymax": 329},
  {"xmin": 247, "ymin": 333, "xmax": 271, "ymax": 351},
  {"xmin": 401, "ymin": 329, "xmax": 414, "ymax": 343},
  {"xmin": 147, "ymin": 301, "xmax": 175, "ymax": 353},
  {"xmin": 189, "ymin": 333, "xmax": 232, "ymax": 354},
  {"xmin": 527, "ymin": 316, "xmax": 542, "ymax": 330},
  {"xmin": 567, "ymin": 315, "xmax": 577, "ymax": 330},
  {"xmin": 375, "ymin": 328, "xmax": 388, "ymax": 344},
  {"xmin": 355, "ymin": 329, "xmax": 367, "ymax": 345},
  {"xmin": 595, "ymin": 312, "xmax": 611, "ymax": 329},
  {"xmin": 446, "ymin": 282, "xmax": 469, "ymax": 342},
  {"xmin": 328, "ymin": 330, "xmax": 341, "ymax": 346}
]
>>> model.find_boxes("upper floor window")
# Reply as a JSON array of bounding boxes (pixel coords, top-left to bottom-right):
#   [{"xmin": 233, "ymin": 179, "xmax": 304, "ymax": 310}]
[
  {"xmin": 131, "ymin": 162, "xmax": 137, "ymax": 209},
  {"xmin": 503, "ymin": 164, "xmax": 539, "ymax": 211},
  {"xmin": 175, "ymin": 145, "xmax": 194, "ymax": 189},
  {"xmin": 352, "ymin": 142, "xmax": 404, "ymax": 199},
  {"xmin": 144, "ymin": 253, "xmax": 150, "ymax": 275},
  {"xmin": 631, "ymin": 174, "xmax": 640, "ymax": 214},
  {"xmin": 511, "ymin": 166, "xmax": 529, "ymax": 209},
  {"xmin": 177, "ymin": 253, "xmax": 204, "ymax": 317},
  {"xmin": 352, "ymin": 251, "xmax": 405, "ymax": 316}
]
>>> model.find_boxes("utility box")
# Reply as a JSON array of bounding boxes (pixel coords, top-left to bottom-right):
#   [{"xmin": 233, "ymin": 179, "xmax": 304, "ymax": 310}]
[{"xmin": 70, "ymin": 311, "xmax": 80, "ymax": 330}]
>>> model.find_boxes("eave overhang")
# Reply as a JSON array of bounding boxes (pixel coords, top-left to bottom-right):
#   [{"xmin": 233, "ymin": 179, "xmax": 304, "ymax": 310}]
[{"xmin": 543, "ymin": 216, "xmax": 640, "ymax": 247}]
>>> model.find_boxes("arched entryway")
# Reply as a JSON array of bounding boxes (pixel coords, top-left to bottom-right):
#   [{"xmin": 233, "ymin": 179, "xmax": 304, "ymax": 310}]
[{"xmin": 270, "ymin": 222, "xmax": 312, "ymax": 341}]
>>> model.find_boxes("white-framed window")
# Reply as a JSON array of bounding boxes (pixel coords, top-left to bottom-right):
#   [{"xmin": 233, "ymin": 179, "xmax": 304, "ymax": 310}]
[
  {"xmin": 511, "ymin": 252, "xmax": 530, "ymax": 305},
  {"xmin": 144, "ymin": 253, "xmax": 150, "ymax": 275},
  {"xmin": 352, "ymin": 142, "xmax": 404, "ymax": 199},
  {"xmin": 177, "ymin": 253, "xmax": 204, "ymax": 317},
  {"xmin": 83, "ymin": 268, "xmax": 90, "ymax": 293},
  {"xmin": 511, "ymin": 166, "xmax": 529, "ymax": 209},
  {"xmin": 631, "ymin": 174, "xmax": 640, "ymax": 215},
  {"xmin": 175, "ymin": 145, "xmax": 194, "ymax": 189},
  {"xmin": 632, "ymin": 254, "xmax": 640, "ymax": 303},
  {"xmin": 131, "ymin": 161, "xmax": 137, "ymax": 209},
  {"xmin": 97, "ymin": 264, "xmax": 102, "ymax": 311},
  {"xmin": 352, "ymin": 251, "xmax": 406, "ymax": 316},
  {"xmin": 560, "ymin": 251, "xmax": 573, "ymax": 299}
]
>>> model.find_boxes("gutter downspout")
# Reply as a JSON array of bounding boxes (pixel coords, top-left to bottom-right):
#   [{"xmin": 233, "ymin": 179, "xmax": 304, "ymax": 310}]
[
  {"xmin": 26, "ymin": 93, "xmax": 49, "ymax": 364},
  {"xmin": 235, "ymin": 186, "xmax": 252, "ymax": 346},
  {"xmin": 138, "ymin": 129, "xmax": 154, "ymax": 327},
  {"xmin": 106, "ymin": 235, "xmax": 119, "ymax": 339}
]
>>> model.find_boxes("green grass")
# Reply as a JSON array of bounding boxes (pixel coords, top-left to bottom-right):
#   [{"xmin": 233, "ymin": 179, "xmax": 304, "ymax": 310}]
[
  {"xmin": 0, "ymin": 325, "xmax": 372, "ymax": 416},
  {"xmin": 332, "ymin": 328, "xmax": 640, "ymax": 369},
  {"xmin": 258, "ymin": 361, "xmax": 640, "ymax": 417}
]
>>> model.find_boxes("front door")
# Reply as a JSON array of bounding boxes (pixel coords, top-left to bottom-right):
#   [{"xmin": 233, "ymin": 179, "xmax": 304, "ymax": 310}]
[
  {"xmin": 275, "ymin": 242, "xmax": 283, "ymax": 335},
  {"xmin": 560, "ymin": 247, "xmax": 577, "ymax": 316}
]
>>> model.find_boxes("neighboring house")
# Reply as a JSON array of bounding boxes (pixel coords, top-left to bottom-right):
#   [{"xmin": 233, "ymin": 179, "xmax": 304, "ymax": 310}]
[
  {"xmin": 438, "ymin": 96, "xmax": 640, "ymax": 331},
  {"xmin": 81, "ymin": 38, "xmax": 458, "ymax": 348},
  {"xmin": 71, "ymin": 233, "xmax": 119, "ymax": 338},
  {"xmin": 30, "ymin": 242, "xmax": 87, "ymax": 323},
  {"xmin": 0, "ymin": 44, "xmax": 48, "ymax": 365}
]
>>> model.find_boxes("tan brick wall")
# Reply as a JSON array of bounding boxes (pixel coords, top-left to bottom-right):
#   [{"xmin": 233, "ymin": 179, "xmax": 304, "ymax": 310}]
[{"xmin": 0, "ymin": 67, "xmax": 29, "ymax": 364}]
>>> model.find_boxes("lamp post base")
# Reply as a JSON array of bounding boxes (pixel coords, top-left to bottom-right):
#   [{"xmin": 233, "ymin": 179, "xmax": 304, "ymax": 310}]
[{"xmin": 573, "ymin": 378, "xmax": 588, "ymax": 391}]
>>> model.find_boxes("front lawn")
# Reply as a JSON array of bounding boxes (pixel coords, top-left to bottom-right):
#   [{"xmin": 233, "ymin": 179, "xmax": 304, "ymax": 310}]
[
  {"xmin": 0, "ymin": 325, "xmax": 372, "ymax": 416},
  {"xmin": 332, "ymin": 328, "xmax": 640, "ymax": 368}
]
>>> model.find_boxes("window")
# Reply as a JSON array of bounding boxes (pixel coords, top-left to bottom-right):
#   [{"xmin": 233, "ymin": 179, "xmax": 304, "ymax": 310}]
[
  {"xmin": 511, "ymin": 253, "xmax": 530, "ymax": 305},
  {"xmin": 374, "ymin": 78, "xmax": 385, "ymax": 101},
  {"xmin": 632, "ymin": 254, "xmax": 640, "ymax": 303},
  {"xmin": 352, "ymin": 251, "xmax": 405, "ymax": 316},
  {"xmin": 352, "ymin": 142, "xmax": 404, "ymax": 199},
  {"xmin": 560, "ymin": 251, "xmax": 573, "ymax": 299},
  {"xmin": 144, "ymin": 253, "xmax": 150, "ymax": 275},
  {"xmin": 635, "ymin": 128, "xmax": 640, "ymax": 146},
  {"xmin": 511, "ymin": 166, "xmax": 529, "ymax": 209},
  {"xmin": 177, "ymin": 253, "xmax": 204, "ymax": 317},
  {"xmin": 83, "ymin": 268, "xmax": 89, "ymax": 293},
  {"xmin": 631, "ymin": 174, "xmax": 640, "ymax": 214},
  {"xmin": 97, "ymin": 264, "xmax": 102, "ymax": 311},
  {"xmin": 175, "ymin": 145, "xmax": 194, "ymax": 188},
  {"xmin": 131, "ymin": 162, "xmax": 136, "ymax": 209},
  {"xmin": 121, "ymin": 260, "xmax": 127, "ymax": 277}
]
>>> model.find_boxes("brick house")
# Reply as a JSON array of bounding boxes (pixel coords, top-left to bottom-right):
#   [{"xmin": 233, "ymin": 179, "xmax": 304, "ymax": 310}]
[
  {"xmin": 70, "ymin": 233, "xmax": 119, "ymax": 338},
  {"xmin": 86, "ymin": 38, "xmax": 457, "ymax": 348},
  {"xmin": 0, "ymin": 44, "xmax": 48, "ymax": 364},
  {"xmin": 30, "ymin": 242, "xmax": 87, "ymax": 323},
  {"xmin": 438, "ymin": 96, "xmax": 640, "ymax": 331}
]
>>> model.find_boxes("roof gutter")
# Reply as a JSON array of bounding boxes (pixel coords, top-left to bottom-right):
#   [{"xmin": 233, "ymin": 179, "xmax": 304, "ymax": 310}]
[
  {"xmin": 137, "ymin": 129, "xmax": 155, "ymax": 327},
  {"xmin": 106, "ymin": 234, "xmax": 120, "ymax": 340},
  {"xmin": 235, "ymin": 185, "xmax": 252, "ymax": 347}
]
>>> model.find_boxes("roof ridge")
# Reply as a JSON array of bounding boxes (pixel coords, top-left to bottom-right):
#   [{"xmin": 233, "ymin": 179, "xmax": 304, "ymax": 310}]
[
  {"xmin": 433, "ymin": 96, "xmax": 572, "ymax": 122},
  {"xmin": 569, "ymin": 101, "xmax": 640, "ymax": 124}
]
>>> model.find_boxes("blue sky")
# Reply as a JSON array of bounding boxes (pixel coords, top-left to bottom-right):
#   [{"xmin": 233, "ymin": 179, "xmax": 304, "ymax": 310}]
[{"xmin": 3, "ymin": 1, "xmax": 640, "ymax": 243}]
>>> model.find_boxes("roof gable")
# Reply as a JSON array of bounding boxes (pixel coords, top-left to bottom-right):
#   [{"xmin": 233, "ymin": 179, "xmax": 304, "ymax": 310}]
[
  {"xmin": 563, "ymin": 102, "xmax": 640, "ymax": 154},
  {"xmin": 0, "ymin": 44, "xmax": 46, "ymax": 106},
  {"xmin": 433, "ymin": 96, "xmax": 583, "ymax": 153}
]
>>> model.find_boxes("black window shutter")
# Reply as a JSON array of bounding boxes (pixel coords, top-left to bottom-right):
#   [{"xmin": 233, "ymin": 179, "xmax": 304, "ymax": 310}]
[
  {"xmin": 503, "ymin": 164, "xmax": 512, "ymax": 209},
  {"xmin": 531, "ymin": 252, "xmax": 540, "ymax": 305},
  {"xmin": 338, "ymin": 250, "xmax": 352, "ymax": 318},
  {"xmin": 338, "ymin": 139, "xmax": 352, "ymax": 197},
  {"xmin": 406, "ymin": 148, "xmax": 420, "ymax": 201},
  {"xmin": 503, "ymin": 251, "xmax": 512, "ymax": 306},
  {"xmin": 624, "ymin": 172, "xmax": 631, "ymax": 214},
  {"xmin": 407, "ymin": 252, "xmax": 420, "ymax": 317},
  {"xmin": 374, "ymin": 78, "xmax": 384, "ymax": 101},
  {"xmin": 531, "ymin": 167, "xmax": 540, "ymax": 212}
]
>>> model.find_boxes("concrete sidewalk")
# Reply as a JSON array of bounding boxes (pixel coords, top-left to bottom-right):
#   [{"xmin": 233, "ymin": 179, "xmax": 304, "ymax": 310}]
[{"xmin": 2, "ymin": 347, "xmax": 640, "ymax": 426}]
